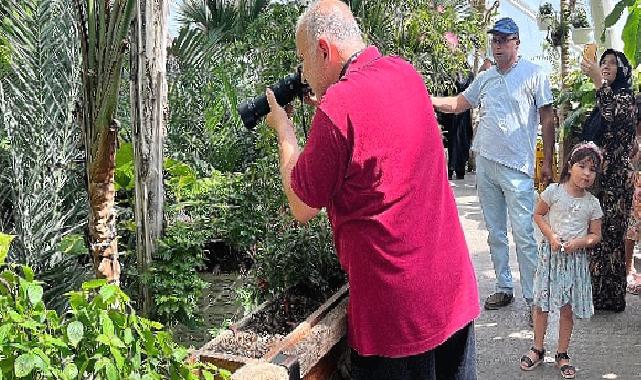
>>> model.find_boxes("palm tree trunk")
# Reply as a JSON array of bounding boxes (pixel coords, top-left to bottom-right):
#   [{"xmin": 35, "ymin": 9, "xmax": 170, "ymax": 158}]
[
  {"xmin": 130, "ymin": 0, "xmax": 168, "ymax": 315},
  {"xmin": 75, "ymin": 0, "xmax": 135, "ymax": 284},
  {"xmin": 559, "ymin": 0, "xmax": 574, "ymax": 164},
  {"xmin": 88, "ymin": 121, "xmax": 120, "ymax": 283}
]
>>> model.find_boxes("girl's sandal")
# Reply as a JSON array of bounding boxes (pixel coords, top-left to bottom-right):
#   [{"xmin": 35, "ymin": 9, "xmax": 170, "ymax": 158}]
[
  {"xmin": 555, "ymin": 352, "xmax": 576, "ymax": 379},
  {"xmin": 520, "ymin": 346, "xmax": 545, "ymax": 371}
]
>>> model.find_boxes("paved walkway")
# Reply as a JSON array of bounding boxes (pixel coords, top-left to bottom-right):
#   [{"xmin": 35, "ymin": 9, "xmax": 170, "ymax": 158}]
[{"xmin": 452, "ymin": 174, "xmax": 641, "ymax": 380}]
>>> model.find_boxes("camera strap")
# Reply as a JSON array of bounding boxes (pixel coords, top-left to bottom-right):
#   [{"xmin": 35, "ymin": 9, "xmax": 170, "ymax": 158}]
[{"xmin": 339, "ymin": 48, "xmax": 365, "ymax": 79}]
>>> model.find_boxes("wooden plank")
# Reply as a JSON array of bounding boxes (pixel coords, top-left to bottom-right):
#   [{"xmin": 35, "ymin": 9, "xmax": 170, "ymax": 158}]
[
  {"xmin": 264, "ymin": 284, "xmax": 349, "ymax": 361},
  {"xmin": 303, "ymin": 338, "xmax": 347, "ymax": 380}
]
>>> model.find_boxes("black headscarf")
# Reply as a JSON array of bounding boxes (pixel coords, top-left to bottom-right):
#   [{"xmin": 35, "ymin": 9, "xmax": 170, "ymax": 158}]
[{"xmin": 581, "ymin": 49, "xmax": 633, "ymax": 144}]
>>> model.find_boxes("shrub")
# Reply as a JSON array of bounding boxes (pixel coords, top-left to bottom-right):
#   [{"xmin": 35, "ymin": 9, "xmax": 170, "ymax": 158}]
[{"xmin": 0, "ymin": 262, "xmax": 229, "ymax": 379}]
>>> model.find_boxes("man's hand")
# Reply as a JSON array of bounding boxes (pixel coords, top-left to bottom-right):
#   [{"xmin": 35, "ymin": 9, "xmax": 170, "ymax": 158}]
[
  {"xmin": 541, "ymin": 161, "xmax": 553, "ymax": 188},
  {"xmin": 265, "ymin": 89, "xmax": 295, "ymax": 135}
]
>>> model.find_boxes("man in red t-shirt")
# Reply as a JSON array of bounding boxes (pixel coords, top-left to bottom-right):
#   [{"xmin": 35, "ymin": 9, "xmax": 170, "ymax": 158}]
[{"xmin": 265, "ymin": 1, "xmax": 480, "ymax": 378}]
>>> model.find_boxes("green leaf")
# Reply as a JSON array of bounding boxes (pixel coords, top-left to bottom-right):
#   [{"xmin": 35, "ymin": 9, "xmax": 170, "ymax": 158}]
[
  {"xmin": 115, "ymin": 142, "xmax": 134, "ymax": 167},
  {"xmin": 57, "ymin": 234, "xmax": 87, "ymax": 256},
  {"xmin": 67, "ymin": 321, "xmax": 84, "ymax": 346},
  {"xmin": 100, "ymin": 311, "xmax": 115, "ymax": 336},
  {"xmin": 82, "ymin": 279, "xmax": 108, "ymax": 290},
  {"xmin": 603, "ymin": 0, "xmax": 633, "ymax": 30},
  {"xmin": 105, "ymin": 360, "xmax": 118, "ymax": 380},
  {"xmin": 622, "ymin": 7, "xmax": 640, "ymax": 67},
  {"xmin": 27, "ymin": 284, "xmax": 43, "ymax": 304},
  {"xmin": 0, "ymin": 324, "xmax": 12, "ymax": 344},
  {"xmin": 99, "ymin": 284, "xmax": 117, "ymax": 302},
  {"xmin": 110, "ymin": 346, "xmax": 125, "ymax": 370},
  {"xmin": 202, "ymin": 371, "xmax": 214, "ymax": 380},
  {"xmin": 123, "ymin": 327, "xmax": 133, "ymax": 344},
  {"xmin": 0, "ymin": 233, "xmax": 14, "ymax": 264},
  {"xmin": 14, "ymin": 353, "xmax": 36, "ymax": 378},
  {"xmin": 22, "ymin": 267, "xmax": 34, "ymax": 282},
  {"xmin": 63, "ymin": 363, "xmax": 78, "ymax": 379}
]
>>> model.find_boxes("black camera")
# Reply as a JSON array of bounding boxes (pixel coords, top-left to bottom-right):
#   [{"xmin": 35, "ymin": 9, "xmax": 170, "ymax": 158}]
[{"xmin": 237, "ymin": 68, "xmax": 310, "ymax": 129}]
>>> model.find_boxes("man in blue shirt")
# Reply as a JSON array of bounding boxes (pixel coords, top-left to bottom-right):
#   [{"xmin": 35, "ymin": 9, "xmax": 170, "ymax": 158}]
[{"xmin": 433, "ymin": 17, "xmax": 555, "ymax": 318}]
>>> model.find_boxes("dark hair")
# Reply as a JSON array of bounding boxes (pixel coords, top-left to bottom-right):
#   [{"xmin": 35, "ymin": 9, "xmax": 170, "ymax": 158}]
[{"xmin": 559, "ymin": 142, "xmax": 603, "ymax": 183}]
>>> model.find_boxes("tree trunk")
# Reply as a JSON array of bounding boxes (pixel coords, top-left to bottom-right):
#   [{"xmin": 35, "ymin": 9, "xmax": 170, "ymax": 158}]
[
  {"xmin": 559, "ymin": 0, "xmax": 574, "ymax": 165},
  {"xmin": 74, "ymin": 0, "xmax": 135, "ymax": 285},
  {"xmin": 130, "ymin": 0, "xmax": 168, "ymax": 315},
  {"xmin": 88, "ymin": 121, "xmax": 120, "ymax": 284}
]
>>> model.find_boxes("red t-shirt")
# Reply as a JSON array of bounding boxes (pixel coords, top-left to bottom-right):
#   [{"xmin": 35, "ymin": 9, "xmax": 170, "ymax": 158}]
[{"xmin": 291, "ymin": 46, "xmax": 480, "ymax": 357}]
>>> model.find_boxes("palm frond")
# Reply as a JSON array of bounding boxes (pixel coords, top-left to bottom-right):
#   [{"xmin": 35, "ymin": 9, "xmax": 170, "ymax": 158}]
[
  {"xmin": 178, "ymin": 0, "xmax": 269, "ymax": 42},
  {"xmin": 0, "ymin": 0, "xmax": 88, "ymax": 307}
]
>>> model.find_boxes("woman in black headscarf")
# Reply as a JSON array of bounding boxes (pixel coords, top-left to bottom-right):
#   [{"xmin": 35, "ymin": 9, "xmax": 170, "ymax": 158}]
[{"xmin": 576, "ymin": 49, "xmax": 638, "ymax": 312}]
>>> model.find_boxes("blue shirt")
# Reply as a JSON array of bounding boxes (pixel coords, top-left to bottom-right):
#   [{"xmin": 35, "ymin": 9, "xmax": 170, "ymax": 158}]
[{"xmin": 463, "ymin": 58, "xmax": 553, "ymax": 177}]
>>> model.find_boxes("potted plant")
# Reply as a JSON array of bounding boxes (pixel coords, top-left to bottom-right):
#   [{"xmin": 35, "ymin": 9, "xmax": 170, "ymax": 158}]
[
  {"xmin": 538, "ymin": 2, "xmax": 555, "ymax": 30},
  {"xmin": 570, "ymin": 7, "xmax": 593, "ymax": 44},
  {"xmin": 547, "ymin": 19, "xmax": 569, "ymax": 48}
]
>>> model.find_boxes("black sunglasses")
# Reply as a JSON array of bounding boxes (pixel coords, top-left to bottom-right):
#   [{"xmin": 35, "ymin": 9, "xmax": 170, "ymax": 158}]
[{"xmin": 491, "ymin": 36, "xmax": 518, "ymax": 45}]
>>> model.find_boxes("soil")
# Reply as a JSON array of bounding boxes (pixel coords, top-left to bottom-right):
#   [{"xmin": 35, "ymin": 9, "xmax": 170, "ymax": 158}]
[
  {"xmin": 203, "ymin": 330, "xmax": 285, "ymax": 359},
  {"xmin": 242, "ymin": 283, "xmax": 331, "ymax": 336},
  {"xmin": 204, "ymin": 281, "xmax": 346, "ymax": 359}
]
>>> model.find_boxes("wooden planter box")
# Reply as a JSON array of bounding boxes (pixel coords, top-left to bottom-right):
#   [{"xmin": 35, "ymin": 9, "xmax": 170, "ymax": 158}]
[{"xmin": 193, "ymin": 284, "xmax": 349, "ymax": 379}]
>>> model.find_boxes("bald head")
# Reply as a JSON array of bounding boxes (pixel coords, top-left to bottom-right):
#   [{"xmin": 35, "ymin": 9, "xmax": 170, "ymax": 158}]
[{"xmin": 296, "ymin": 0, "xmax": 364, "ymax": 54}]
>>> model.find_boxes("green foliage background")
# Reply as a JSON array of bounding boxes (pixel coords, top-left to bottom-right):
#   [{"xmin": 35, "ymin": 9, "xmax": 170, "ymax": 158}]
[{"xmin": 0, "ymin": 0, "xmax": 485, "ymax": 332}]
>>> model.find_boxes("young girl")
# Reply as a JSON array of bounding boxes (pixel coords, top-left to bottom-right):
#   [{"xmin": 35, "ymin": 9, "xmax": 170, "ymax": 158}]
[{"xmin": 519, "ymin": 142, "xmax": 604, "ymax": 379}]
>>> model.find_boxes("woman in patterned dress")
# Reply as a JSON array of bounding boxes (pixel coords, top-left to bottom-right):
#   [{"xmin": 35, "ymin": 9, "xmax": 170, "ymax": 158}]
[{"xmin": 577, "ymin": 49, "xmax": 637, "ymax": 311}]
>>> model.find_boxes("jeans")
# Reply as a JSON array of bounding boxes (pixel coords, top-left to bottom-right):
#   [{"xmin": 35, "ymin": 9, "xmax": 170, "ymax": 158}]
[
  {"xmin": 476, "ymin": 155, "xmax": 537, "ymax": 300},
  {"xmin": 350, "ymin": 323, "xmax": 476, "ymax": 380}
]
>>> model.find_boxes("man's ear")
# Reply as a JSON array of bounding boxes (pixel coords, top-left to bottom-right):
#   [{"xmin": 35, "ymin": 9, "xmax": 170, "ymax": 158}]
[{"xmin": 318, "ymin": 38, "xmax": 330, "ymax": 61}]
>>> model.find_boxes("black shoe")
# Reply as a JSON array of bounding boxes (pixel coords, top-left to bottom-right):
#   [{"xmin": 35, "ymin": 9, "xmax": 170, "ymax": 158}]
[{"xmin": 484, "ymin": 292, "xmax": 514, "ymax": 310}]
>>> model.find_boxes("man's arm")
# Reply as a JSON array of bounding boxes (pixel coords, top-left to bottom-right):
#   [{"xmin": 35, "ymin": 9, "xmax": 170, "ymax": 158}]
[
  {"xmin": 432, "ymin": 94, "xmax": 472, "ymax": 114},
  {"xmin": 539, "ymin": 104, "xmax": 555, "ymax": 185},
  {"xmin": 265, "ymin": 89, "xmax": 320, "ymax": 224}
]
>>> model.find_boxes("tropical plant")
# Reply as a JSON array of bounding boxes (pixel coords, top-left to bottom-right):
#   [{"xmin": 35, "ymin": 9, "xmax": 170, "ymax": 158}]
[
  {"xmin": 0, "ymin": 33, "xmax": 10, "ymax": 79},
  {"xmin": 554, "ymin": 69, "xmax": 596, "ymax": 143},
  {"xmin": 570, "ymin": 7, "xmax": 591, "ymax": 29},
  {"xmin": 0, "ymin": 0, "xmax": 90, "ymax": 307},
  {"xmin": 179, "ymin": 0, "xmax": 269, "ymax": 40},
  {"xmin": 548, "ymin": 18, "xmax": 570, "ymax": 48},
  {"xmin": 539, "ymin": 2, "xmax": 555, "ymax": 18},
  {"xmin": 345, "ymin": 0, "xmax": 485, "ymax": 95},
  {"xmin": 164, "ymin": 0, "xmax": 484, "ymax": 304},
  {"xmin": 74, "ymin": 0, "xmax": 135, "ymax": 284},
  {"xmin": 0, "ymin": 263, "xmax": 229, "ymax": 379},
  {"xmin": 400, "ymin": 0, "xmax": 485, "ymax": 95},
  {"xmin": 602, "ymin": 0, "xmax": 641, "ymax": 66}
]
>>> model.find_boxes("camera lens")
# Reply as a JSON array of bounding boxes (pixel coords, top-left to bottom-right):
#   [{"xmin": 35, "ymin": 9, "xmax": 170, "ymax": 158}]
[{"xmin": 237, "ymin": 70, "xmax": 309, "ymax": 129}]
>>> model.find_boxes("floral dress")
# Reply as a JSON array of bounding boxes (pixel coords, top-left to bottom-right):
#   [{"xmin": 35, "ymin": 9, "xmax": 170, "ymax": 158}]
[
  {"xmin": 573, "ymin": 85, "xmax": 637, "ymax": 311},
  {"xmin": 533, "ymin": 184, "xmax": 603, "ymax": 318}
]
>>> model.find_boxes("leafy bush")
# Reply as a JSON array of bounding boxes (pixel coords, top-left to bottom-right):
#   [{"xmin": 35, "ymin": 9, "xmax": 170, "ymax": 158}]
[
  {"xmin": 0, "ymin": 262, "xmax": 229, "ymax": 379},
  {"xmin": 555, "ymin": 69, "xmax": 596, "ymax": 143}
]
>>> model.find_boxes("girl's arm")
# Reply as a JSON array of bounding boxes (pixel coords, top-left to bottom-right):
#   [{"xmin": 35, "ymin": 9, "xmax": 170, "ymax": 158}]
[
  {"xmin": 564, "ymin": 218, "xmax": 602, "ymax": 253},
  {"xmin": 533, "ymin": 198, "xmax": 563, "ymax": 251}
]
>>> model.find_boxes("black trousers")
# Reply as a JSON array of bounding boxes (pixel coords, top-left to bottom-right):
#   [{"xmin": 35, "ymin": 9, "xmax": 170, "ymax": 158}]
[
  {"xmin": 440, "ymin": 111, "xmax": 472, "ymax": 178},
  {"xmin": 350, "ymin": 322, "xmax": 476, "ymax": 380}
]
